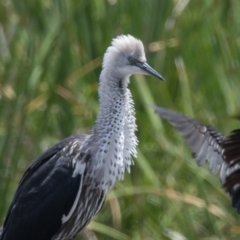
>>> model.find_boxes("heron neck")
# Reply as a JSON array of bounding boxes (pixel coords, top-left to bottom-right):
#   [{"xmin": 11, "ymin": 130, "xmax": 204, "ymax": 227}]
[
  {"xmin": 95, "ymin": 73, "xmax": 128, "ymax": 140},
  {"xmin": 83, "ymin": 72, "xmax": 137, "ymax": 190}
]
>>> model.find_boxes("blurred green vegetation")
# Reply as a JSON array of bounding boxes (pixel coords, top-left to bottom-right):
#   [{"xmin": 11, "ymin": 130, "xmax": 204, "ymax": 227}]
[{"xmin": 0, "ymin": 0, "xmax": 240, "ymax": 239}]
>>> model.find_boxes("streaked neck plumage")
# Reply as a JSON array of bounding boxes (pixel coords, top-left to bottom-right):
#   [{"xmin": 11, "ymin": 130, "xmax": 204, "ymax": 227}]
[{"xmin": 82, "ymin": 68, "xmax": 138, "ymax": 191}]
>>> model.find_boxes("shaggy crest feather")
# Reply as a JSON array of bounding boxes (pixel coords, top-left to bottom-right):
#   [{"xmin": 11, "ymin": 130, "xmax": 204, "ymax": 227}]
[{"xmin": 102, "ymin": 35, "xmax": 146, "ymax": 69}]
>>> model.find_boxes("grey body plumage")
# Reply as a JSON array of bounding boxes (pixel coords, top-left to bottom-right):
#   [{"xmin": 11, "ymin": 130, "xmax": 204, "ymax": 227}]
[
  {"xmin": 0, "ymin": 35, "xmax": 164, "ymax": 240},
  {"xmin": 153, "ymin": 106, "xmax": 240, "ymax": 213}
]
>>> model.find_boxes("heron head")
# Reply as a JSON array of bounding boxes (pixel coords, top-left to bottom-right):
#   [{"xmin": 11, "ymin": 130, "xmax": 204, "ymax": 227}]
[{"xmin": 102, "ymin": 35, "xmax": 165, "ymax": 81}]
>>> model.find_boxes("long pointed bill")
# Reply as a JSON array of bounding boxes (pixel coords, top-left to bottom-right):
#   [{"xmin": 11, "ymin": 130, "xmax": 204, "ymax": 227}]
[{"xmin": 139, "ymin": 62, "xmax": 165, "ymax": 81}]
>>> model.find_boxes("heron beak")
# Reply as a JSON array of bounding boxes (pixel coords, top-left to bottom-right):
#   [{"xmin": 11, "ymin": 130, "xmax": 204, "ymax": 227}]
[{"xmin": 138, "ymin": 62, "xmax": 165, "ymax": 81}]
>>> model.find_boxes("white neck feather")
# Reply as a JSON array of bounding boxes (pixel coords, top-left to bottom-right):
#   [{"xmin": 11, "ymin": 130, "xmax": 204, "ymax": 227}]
[{"xmin": 83, "ymin": 71, "xmax": 138, "ymax": 191}]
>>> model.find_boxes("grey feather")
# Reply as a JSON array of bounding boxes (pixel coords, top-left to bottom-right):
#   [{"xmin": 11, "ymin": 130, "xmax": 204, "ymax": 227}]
[
  {"xmin": 153, "ymin": 106, "xmax": 240, "ymax": 214},
  {"xmin": 153, "ymin": 106, "xmax": 224, "ymax": 174}
]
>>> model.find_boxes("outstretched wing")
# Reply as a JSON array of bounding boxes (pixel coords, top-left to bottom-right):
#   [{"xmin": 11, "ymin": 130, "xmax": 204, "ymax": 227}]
[
  {"xmin": 223, "ymin": 130, "xmax": 240, "ymax": 213},
  {"xmin": 1, "ymin": 135, "xmax": 88, "ymax": 240},
  {"xmin": 153, "ymin": 106, "xmax": 225, "ymax": 174},
  {"xmin": 153, "ymin": 106, "xmax": 240, "ymax": 214}
]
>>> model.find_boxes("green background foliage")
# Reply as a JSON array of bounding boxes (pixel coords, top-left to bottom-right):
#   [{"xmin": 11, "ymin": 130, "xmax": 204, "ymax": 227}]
[{"xmin": 0, "ymin": 0, "xmax": 240, "ymax": 239}]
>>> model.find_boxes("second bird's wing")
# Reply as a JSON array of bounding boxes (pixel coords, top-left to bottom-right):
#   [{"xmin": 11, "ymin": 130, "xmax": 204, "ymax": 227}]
[
  {"xmin": 153, "ymin": 106, "xmax": 225, "ymax": 174},
  {"xmin": 223, "ymin": 130, "xmax": 240, "ymax": 212},
  {"xmin": 153, "ymin": 106, "xmax": 240, "ymax": 214}
]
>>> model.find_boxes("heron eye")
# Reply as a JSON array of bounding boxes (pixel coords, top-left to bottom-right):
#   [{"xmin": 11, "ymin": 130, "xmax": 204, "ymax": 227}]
[{"xmin": 128, "ymin": 57, "xmax": 135, "ymax": 64}]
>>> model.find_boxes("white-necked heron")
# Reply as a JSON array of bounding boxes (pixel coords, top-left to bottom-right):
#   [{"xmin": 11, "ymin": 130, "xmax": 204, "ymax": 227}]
[{"xmin": 0, "ymin": 35, "xmax": 164, "ymax": 240}]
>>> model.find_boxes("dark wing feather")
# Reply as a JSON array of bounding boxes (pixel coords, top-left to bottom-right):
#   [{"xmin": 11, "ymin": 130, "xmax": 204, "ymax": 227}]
[
  {"xmin": 1, "ymin": 134, "xmax": 87, "ymax": 240},
  {"xmin": 19, "ymin": 134, "xmax": 86, "ymax": 186},
  {"xmin": 153, "ymin": 106, "xmax": 225, "ymax": 174},
  {"xmin": 223, "ymin": 129, "xmax": 240, "ymax": 213}
]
